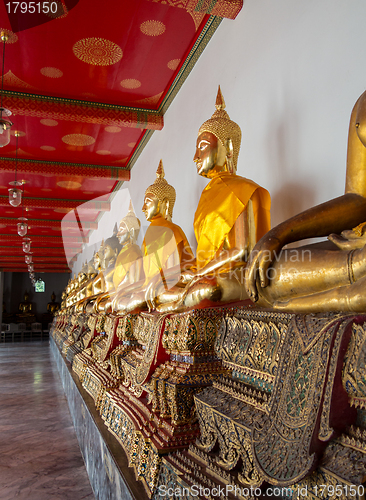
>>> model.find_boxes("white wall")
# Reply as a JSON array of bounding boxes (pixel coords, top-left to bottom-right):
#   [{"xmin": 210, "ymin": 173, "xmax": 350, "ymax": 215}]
[{"xmin": 73, "ymin": 0, "xmax": 366, "ymax": 274}]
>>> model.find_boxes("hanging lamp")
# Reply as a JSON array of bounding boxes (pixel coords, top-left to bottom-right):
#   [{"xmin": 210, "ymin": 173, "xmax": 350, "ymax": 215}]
[
  {"xmin": 22, "ymin": 237, "xmax": 31, "ymax": 253},
  {"xmin": 0, "ymin": 31, "xmax": 13, "ymax": 147},
  {"xmin": 17, "ymin": 194, "xmax": 28, "ymax": 236},
  {"xmin": 25, "ymin": 253, "xmax": 32, "ymax": 264},
  {"xmin": 8, "ymin": 131, "xmax": 22, "ymax": 207}
]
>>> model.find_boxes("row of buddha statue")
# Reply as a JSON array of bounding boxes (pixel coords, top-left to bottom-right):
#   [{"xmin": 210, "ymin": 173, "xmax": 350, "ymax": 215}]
[
  {"xmin": 63, "ymin": 87, "xmax": 271, "ymax": 316},
  {"xmin": 62, "ymin": 86, "xmax": 366, "ymax": 316}
]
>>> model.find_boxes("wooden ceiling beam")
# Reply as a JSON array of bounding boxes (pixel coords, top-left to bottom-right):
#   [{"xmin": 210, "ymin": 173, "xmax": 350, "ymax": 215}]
[
  {"xmin": 3, "ymin": 91, "xmax": 164, "ymax": 130},
  {"xmin": 0, "ymin": 157, "xmax": 130, "ymax": 181},
  {"xmin": 0, "ymin": 196, "xmax": 110, "ymax": 212},
  {"xmin": 0, "ymin": 217, "xmax": 98, "ymax": 230}
]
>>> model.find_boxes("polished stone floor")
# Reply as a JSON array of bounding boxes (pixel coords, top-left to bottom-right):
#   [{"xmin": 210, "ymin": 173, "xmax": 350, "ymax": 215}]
[{"xmin": 0, "ymin": 341, "xmax": 95, "ymax": 500}]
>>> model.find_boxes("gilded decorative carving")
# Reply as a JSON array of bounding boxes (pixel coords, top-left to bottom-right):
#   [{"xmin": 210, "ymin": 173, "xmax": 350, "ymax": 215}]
[
  {"xmin": 194, "ymin": 313, "xmax": 358, "ymax": 488},
  {"xmin": 163, "ymin": 307, "xmax": 224, "ymax": 354},
  {"xmin": 343, "ymin": 321, "xmax": 366, "ymax": 399}
]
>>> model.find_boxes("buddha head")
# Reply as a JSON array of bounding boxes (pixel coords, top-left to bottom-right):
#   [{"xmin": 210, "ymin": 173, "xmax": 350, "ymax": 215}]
[
  {"xmin": 103, "ymin": 225, "xmax": 122, "ymax": 268},
  {"xmin": 51, "ymin": 291, "xmax": 56, "ymax": 302},
  {"xmin": 118, "ymin": 200, "xmax": 141, "ymax": 246},
  {"xmin": 87, "ymin": 252, "xmax": 97, "ymax": 276},
  {"xmin": 93, "ymin": 240, "xmax": 105, "ymax": 271},
  {"xmin": 355, "ymin": 90, "xmax": 366, "ymax": 148},
  {"xmin": 142, "ymin": 160, "xmax": 176, "ymax": 222},
  {"xmin": 194, "ymin": 86, "xmax": 241, "ymax": 177}
]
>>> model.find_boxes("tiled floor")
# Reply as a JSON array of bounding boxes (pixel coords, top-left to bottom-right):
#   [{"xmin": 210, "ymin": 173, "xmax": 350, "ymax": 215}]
[{"xmin": 0, "ymin": 341, "xmax": 95, "ymax": 500}]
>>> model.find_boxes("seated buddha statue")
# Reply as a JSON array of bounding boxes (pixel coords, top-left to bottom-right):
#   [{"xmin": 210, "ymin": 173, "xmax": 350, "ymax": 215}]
[
  {"xmin": 152, "ymin": 87, "xmax": 271, "ymax": 312},
  {"xmin": 95, "ymin": 201, "xmax": 143, "ymax": 313},
  {"xmin": 245, "ymin": 89, "xmax": 366, "ymax": 313},
  {"xmin": 74, "ymin": 242, "xmax": 104, "ymax": 312},
  {"xmin": 75, "ymin": 254, "xmax": 98, "ymax": 303},
  {"xmin": 47, "ymin": 292, "xmax": 60, "ymax": 315},
  {"xmin": 112, "ymin": 160, "xmax": 194, "ymax": 314},
  {"xmin": 17, "ymin": 292, "xmax": 36, "ymax": 324},
  {"xmin": 18, "ymin": 292, "xmax": 33, "ymax": 315},
  {"xmin": 66, "ymin": 263, "xmax": 88, "ymax": 308},
  {"xmin": 84, "ymin": 229, "xmax": 122, "ymax": 314}
]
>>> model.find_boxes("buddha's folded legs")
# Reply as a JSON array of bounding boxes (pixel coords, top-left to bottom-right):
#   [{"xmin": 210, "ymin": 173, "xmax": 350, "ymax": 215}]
[{"xmin": 257, "ymin": 242, "xmax": 366, "ymax": 311}]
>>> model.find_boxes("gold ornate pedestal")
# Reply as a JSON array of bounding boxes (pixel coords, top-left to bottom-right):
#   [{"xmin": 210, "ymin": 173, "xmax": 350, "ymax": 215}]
[
  {"xmin": 153, "ymin": 311, "xmax": 366, "ymax": 500},
  {"xmin": 96, "ymin": 306, "xmax": 232, "ymax": 496}
]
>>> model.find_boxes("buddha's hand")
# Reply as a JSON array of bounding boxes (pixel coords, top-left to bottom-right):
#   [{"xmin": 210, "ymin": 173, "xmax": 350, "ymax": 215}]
[
  {"xmin": 180, "ymin": 269, "xmax": 195, "ymax": 283},
  {"xmin": 245, "ymin": 235, "xmax": 282, "ymax": 301},
  {"xmin": 328, "ymin": 227, "xmax": 366, "ymax": 251}
]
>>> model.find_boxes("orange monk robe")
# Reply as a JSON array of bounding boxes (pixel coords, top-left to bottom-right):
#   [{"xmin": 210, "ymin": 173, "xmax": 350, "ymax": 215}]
[
  {"xmin": 194, "ymin": 172, "xmax": 271, "ymax": 270},
  {"xmin": 113, "ymin": 243, "xmax": 143, "ymax": 290},
  {"xmin": 142, "ymin": 214, "xmax": 194, "ymax": 286}
]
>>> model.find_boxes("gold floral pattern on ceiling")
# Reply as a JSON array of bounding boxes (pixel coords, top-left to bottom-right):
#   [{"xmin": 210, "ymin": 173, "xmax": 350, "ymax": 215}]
[
  {"xmin": 40, "ymin": 119, "xmax": 58, "ymax": 126},
  {"xmin": 133, "ymin": 91, "xmax": 163, "ymax": 106},
  {"xmin": 73, "ymin": 38, "xmax": 123, "ymax": 66},
  {"xmin": 140, "ymin": 20, "xmax": 166, "ymax": 37},
  {"xmin": 40, "ymin": 146, "xmax": 56, "ymax": 151},
  {"xmin": 105, "ymin": 126, "xmax": 121, "ymax": 133},
  {"xmin": 96, "ymin": 150, "xmax": 111, "ymax": 155},
  {"xmin": 120, "ymin": 79, "xmax": 141, "ymax": 89},
  {"xmin": 40, "ymin": 67, "xmax": 63, "ymax": 78},
  {"xmin": 3, "ymin": 70, "xmax": 35, "ymax": 90},
  {"xmin": 62, "ymin": 134, "xmax": 95, "ymax": 146},
  {"xmin": 57, "ymin": 181, "xmax": 82, "ymax": 190},
  {"xmin": 167, "ymin": 59, "xmax": 181, "ymax": 70}
]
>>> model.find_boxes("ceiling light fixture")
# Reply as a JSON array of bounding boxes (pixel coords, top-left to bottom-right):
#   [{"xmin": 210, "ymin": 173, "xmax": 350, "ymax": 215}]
[
  {"xmin": 25, "ymin": 253, "xmax": 33, "ymax": 264},
  {"xmin": 0, "ymin": 31, "xmax": 13, "ymax": 147},
  {"xmin": 22, "ymin": 237, "xmax": 31, "ymax": 253},
  {"xmin": 8, "ymin": 131, "xmax": 22, "ymax": 207},
  {"xmin": 17, "ymin": 192, "xmax": 28, "ymax": 236}
]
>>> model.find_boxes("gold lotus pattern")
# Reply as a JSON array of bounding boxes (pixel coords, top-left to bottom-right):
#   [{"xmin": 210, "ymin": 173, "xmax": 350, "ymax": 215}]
[
  {"xmin": 167, "ymin": 58, "xmax": 181, "ymax": 70},
  {"xmin": 40, "ymin": 119, "xmax": 58, "ymax": 127},
  {"xmin": 120, "ymin": 79, "xmax": 141, "ymax": 89},
  {"xmin": 140, "ymin": 20, "xmax": 166, "ymax": 36},
  {"xmin": 62, "ymin": 134, "xmax": 95, "ymax": 146},
  {"xmin": 96, "ymin": 150, "xmax": 111, "ymax": 155},
  {"xmin": 40, "ymin": 146, "xmax": 55, "ymax": 151},
  {"xmin": 134, "ymin": 91, "xmax": 163, "ymax": 106},
  {"xmin": 105, "ymin": 126, "xmax": 121, "ymax": 133},
  {"xmin": 3, "ymin": 71, "xmax": 34, "ymax": 89},
  {"xmin": 73, "ymin": 38, "xmax": 123, "ymax": 66},
  {"xmin": 40, "ymin": 67, "xmax": 63, "ymax": 78},
  {"xmin": 57, "ymin": 181, "xmax": 82, "ymax": 190}
]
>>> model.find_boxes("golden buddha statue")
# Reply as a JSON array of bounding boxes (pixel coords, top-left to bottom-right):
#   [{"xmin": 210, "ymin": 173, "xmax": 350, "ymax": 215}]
[
  {"xmin": 153, "ymin": 87, "xmax": 271, "ymax": 312},
  {"xmin": 96, "ymin": 201, "xmax": 143, "ymax": 313},
  {"xmin": 18, "ymin": 292, "xmax": 33, "ymax": 315},
  {"xmin": 245, "ymin": 89, "xmax": 366, "ymax": 313},
  {"xmin": 84, "ymin": 229, "xmax": 122, "ymax": 314},
  {"xmin": 112, "ymin": 160, "xmax": 194, "ymax": 314},
  {"xmin": 67, "ymin": 263, "xmax": 88, "ymax": 308},
  {"xmin": 47, "ymin": 292, "xmax": 60, "ymax": 315},
  {"xmin": 75, "ymin": 254, "xmax": 98, "ymax": 302}
]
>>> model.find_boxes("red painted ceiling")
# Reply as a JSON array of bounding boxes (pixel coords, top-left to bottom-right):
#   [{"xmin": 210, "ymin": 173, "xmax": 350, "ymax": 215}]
[{"xmin": 0, "ymin": 0, "xmax": 242, "ymax": 275}]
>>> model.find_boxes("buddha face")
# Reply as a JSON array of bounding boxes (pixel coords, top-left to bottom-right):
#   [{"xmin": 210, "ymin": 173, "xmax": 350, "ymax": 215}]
[
  {"xmin": 117, "ymin": 222, "xmax": 130, "ymax": 245},
  {"xmin": 142, "ymin": 192, "xmax": 161, "ymax": 221},
  {"xmin": 94, "ymin": 252, "xmax": 101, "ymax": 269},
  {"xmin": 194, "ymin": 131, "xmax": 227, "ymax": 178},
  {"xmin": 102, "ymin": 244, "xmax": 116, "ymax": 267}
]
